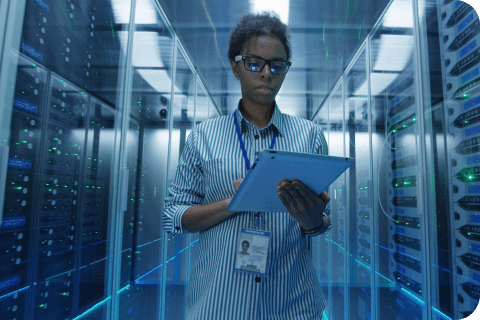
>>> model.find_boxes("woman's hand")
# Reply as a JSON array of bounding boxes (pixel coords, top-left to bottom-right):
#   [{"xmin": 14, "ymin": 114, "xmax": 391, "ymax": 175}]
[
  {"xmin": 233, "ymin": 179, "xmax": 243, "ymax": 191},
  {"xmin": 225, "ymin": 179, "xmax": 244, "ymax": 205},
  {"xmin": 277, "ymin": 179, "xmax": 330, "ymax": 230}
]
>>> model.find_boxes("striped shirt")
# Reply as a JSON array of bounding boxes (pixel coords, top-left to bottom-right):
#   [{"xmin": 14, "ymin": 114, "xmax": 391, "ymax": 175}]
[{"xmin": 163, "ymin": 100, "xmax": 332, "ymax": 320}]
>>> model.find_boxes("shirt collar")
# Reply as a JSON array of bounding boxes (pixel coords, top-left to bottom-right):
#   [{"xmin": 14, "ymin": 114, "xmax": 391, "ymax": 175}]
[{"xmin": 234, "ymin": 99, "xmax": 284, "ymax": 136}]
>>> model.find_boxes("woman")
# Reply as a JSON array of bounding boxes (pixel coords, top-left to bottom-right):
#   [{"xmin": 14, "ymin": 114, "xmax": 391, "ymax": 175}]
[
  {"xmin": 163, "ymin": 11, "xmax": 331, "ymax": 320},
  {"xmin": 240, "ymin": 240, "xmax": 250, "ymax": 255}
]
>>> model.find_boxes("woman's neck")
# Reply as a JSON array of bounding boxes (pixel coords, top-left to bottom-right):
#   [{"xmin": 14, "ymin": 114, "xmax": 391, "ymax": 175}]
[{"xmin": 240, "ymin": 99, "xmax": 275, "ymax": 129}]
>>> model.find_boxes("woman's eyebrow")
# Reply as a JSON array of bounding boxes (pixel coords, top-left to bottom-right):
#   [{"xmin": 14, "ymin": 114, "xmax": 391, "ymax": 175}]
[{"xmin": 248, "ymin": 54, "xmax": 286, "ymax": 61}]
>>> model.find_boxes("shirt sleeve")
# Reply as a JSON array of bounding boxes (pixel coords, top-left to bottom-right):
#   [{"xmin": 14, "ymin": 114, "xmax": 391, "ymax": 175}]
[
  {"xmin": 162, "ymin": 127, "xmax": 205, "ymax": 238},
  {"xmin": 314, "ymin": 125, "xmax": 332, "ymax": 234}
]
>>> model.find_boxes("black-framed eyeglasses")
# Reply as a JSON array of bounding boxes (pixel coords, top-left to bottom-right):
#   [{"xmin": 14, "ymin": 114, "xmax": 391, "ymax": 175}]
[{"xmin": 235, "ymin": 55, "xmax": 291, "ymax": 75}]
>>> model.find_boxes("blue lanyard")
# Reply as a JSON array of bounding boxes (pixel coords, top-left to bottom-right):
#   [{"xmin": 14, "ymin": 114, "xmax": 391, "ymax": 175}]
[{"xmin": 233, "ymin": 110, "xmax": 277, "ymax": 171}]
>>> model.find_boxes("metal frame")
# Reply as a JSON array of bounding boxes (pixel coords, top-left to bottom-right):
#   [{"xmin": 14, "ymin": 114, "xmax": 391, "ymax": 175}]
[
  {"xmin": 0, "ymin": 0, "xmax": 11, "ymax": 75},
  {"xmin": 435, "ymin": 0, "xmax": 458, "ymax": 318},
  {"xmin": 0, "ymin": 0, "xmax": 27, "ymax": 230},
  {"xmin": 326, "ymin": 75, "xmax": 344, "ymax": 319},
  {"xmin": 108, "ymin": 0, "xmax": 138, "ymax": 319},
  {"xmin": 343, "ymin": 40, "xmax": 368, "ymax": 320},
  {"xmin": 161, "ymin": 30, "xmax": 178, "ymax": 320},
  {"xmin": 411, "ymin": 0, "xmax": 433, "ymax": 318},
  {"xmin": 365, "ymin": 33, "xmax": 377, "ymax": 320}
]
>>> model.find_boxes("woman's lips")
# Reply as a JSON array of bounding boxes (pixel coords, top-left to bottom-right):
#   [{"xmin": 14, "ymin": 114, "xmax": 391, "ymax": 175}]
[{"xmin": 256, "ymin": 86, "xmax": 273, "ymax": 91}]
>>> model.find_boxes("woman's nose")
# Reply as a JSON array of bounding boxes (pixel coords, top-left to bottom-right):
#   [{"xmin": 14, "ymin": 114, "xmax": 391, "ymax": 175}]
[{"xmin": 260, "ymin": 63, "xmax": 272, "ymax": 78}]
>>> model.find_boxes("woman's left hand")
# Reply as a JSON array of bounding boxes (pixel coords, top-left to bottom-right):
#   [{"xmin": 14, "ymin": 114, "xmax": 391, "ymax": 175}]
[{"xmin": 277, "ymin": 180, "xmax": 330, "ymax": 230}]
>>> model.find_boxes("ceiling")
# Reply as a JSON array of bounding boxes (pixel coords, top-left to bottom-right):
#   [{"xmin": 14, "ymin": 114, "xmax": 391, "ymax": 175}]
[{"xmin": 156, "ymin": 0, "xmax": 393, "ymax": 119}]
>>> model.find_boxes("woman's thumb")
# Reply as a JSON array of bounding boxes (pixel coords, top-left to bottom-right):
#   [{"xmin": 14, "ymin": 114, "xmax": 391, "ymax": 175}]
[{"xmin": 233, "ymin": 179, "xmax": 243, "ymax": 190}]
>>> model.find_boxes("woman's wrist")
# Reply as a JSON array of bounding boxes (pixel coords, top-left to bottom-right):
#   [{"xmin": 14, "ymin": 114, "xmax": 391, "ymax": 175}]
[
  {"xmin": 300, "ymin": 217, "xmax": 324, "ymax": 233},
  {"xmin": 300, "ymin": 209, "xmax": 330, "ymax": 235}
]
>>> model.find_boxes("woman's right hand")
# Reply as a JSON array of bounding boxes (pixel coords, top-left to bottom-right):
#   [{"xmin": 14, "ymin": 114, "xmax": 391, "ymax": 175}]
[
  {"xmin": 233, "ymin": 179, "xmax": 243, "ymax": 191},
  {"xmin": 225, "ymin": 179, "xmax": 244, "ymax": 205}
]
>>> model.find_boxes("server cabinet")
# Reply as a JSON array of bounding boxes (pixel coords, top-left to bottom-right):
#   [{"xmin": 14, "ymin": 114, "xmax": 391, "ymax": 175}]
[
  {"xmin": 438, "ymin": 0, "xmax": 480, "ymax": 318},
  {"xmin": 0, "ymin": 0, "xmax": 130, "ymax": 318},
  {"xmin": 370, "ymin": 0, "xmax": 427, "ymax": 318}
]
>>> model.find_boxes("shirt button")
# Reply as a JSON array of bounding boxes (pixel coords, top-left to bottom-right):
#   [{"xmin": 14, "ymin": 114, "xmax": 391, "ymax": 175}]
[
  {"xmin": 254, "ymin": 135, "xmax": 259, "ymax": 139},
  {"xmin": 255, "ymin": 276, "xmax": 261, "ymax": 283},
  {"xmin": 175, "ymin": 226, "xmax": 180, "ymax": 230}
]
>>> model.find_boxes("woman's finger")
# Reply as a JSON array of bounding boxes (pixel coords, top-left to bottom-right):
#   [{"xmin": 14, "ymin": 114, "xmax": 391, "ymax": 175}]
[{"xmin": 319, "ymin": 191, "xmax": 330, "ymax": 205}]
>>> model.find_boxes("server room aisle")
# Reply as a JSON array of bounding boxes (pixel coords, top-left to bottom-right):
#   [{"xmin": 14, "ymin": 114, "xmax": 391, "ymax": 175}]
[{"xmin": 0, "ymin": 0, "xmax": 478, "ymax": 319}]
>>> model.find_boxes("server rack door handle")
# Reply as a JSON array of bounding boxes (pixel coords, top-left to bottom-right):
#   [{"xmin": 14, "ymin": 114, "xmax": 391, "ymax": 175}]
[
  {"xmin": 416, "ymin": 172, "xmax": 422, "ymax": 215},
  {"xmin": 120, "ymin": 169, "xmax": 129, "ymax": 212},
  {"xmin": 0, "ymin": 146, "xmax": 9, "ymax": 228}
]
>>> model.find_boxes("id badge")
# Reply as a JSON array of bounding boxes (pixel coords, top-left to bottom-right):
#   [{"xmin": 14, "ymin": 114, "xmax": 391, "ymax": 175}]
[{"xmin": 234, "ymin": 228, "xmax": 270, "ymax": 276}]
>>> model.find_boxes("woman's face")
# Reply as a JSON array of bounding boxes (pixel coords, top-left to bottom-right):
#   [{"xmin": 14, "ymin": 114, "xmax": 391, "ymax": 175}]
[
  {"xmin": 242, "ymin": 242, "xmax": 249, "ymax": 252},
  {"xmin": 230, "ymin": 34, "xmax": 287, "ymax": 106}
]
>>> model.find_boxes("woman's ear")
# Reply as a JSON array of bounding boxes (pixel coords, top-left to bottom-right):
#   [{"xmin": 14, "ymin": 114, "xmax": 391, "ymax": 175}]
[{"xmin": 230, "ymin": 59, "xmax": 240, "ymax": 79}]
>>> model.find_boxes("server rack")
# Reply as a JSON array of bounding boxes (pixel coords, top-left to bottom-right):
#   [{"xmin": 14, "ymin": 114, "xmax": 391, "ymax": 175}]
[
  {"xmin": 438, "ymin": 0, "xmax": 480, "ymax": 318},
  {"xmin": 0, "ymin": 0, "xmax": 124, "ymax": 318}
]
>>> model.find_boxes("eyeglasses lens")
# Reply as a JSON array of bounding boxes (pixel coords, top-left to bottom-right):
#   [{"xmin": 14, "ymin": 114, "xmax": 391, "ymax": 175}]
[{"xmin": 245, "ymin": 57, "xmax": 288, "ymax": 75}]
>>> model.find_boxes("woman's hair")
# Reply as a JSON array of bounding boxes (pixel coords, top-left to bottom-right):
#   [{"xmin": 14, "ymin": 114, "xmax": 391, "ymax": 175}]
[{"xmin": 228, "ymin": 11, "xmax": 291, "ymax": 63}]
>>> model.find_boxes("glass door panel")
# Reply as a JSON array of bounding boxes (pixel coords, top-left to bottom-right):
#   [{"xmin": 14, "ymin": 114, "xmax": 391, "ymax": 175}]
[
  {"xmin": 312, "ymin": 104, "xmax": 330, "ymax": 300},
  {"xmin": 123, "ymin": 1, "xmax": 174, "ymax": 319},
  {"xmin": 80, "ymin": 97, "xmax": 117, "ymax": 316},
  {"xmin": 345, "ymin": 48, "xmax": 373, "ymax": 320},
  {"xmin": 164, "ymin": 44, "xmax": 196, "ymax": 320},
  {"xmin": 187, "ymin": 79, "xmax": 208, "ymax": 287},
  {"xmin": 370, "ymin": 0, "xmax": 425, "ymax": 318},
  {"xmin": 327, "ymin": 79, "xmax": 346, "ymax": 320}
]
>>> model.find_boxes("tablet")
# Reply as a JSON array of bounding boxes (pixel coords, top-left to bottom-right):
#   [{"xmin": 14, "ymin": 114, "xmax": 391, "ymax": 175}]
[{"xmin": 227, "ymin": 149, "xmax": 355, "ymax": 213}]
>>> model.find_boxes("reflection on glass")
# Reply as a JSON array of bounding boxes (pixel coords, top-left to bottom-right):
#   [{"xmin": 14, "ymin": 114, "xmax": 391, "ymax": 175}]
[
  {"xmin": 122, "ymin": 1, "xmax": 174, "ymax": 319},
  {"xmin": 327, "ymin": 80, "xmax": 346, "ymax": 318},
  {"xmin": 164, "ymin": 45, "xmax": 196, "ymax": 320},
  {"xmin": 371, "ymin": 0, "xmax": 424, "ymax": 318},
  {"xmin": 345, "ymin": 49, "xmax": 373, "ymax": 320},
  {"xmin": 312, "ymin": 104, "xmax": 330, "ymax": 300},
  {"xmin": 81, "ymin": 97, "xmax": 116, "ymax": 313}
]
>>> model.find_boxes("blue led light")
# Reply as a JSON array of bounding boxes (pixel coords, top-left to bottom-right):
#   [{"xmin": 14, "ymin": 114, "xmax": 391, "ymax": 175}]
[
  {"xmin": 117, "ymin": 284, "xmax": 130, "ymax": 295},
  {"xmin": 136, "ymin": 264, "xmax": 164, "ymax": 283},
  {"xmin": 0, "ymin": 286, "xmax": 30, "ymax": 301},
  {"xmin": 329, "ymin": 239, "xmax": 345, "ymax": 251},
  {"xmin": 137, "ymin": 237, "xmax": 162, "ymax": 248},
  {"xmin": 432, "ymin": 307, "xmax": 452, "ymax": 320},
  {"xmin": 400, "ymin": 288, "xmax": 425, "ymax": 307},
  {"xmin": 73, "ymin": 296, "xmax": 111, "ymax": 320}
]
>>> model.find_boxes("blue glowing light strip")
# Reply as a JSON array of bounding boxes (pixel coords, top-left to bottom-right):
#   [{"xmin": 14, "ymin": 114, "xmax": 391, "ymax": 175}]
[
  {"xmin": 135, "ymin": 239, "xmax": 200, "ymax": 283},
  {"xmin": 73, "ymin": 296, "xmax": 111, "ymax": 319},
  {"xmin": 400, "ymin": 288, "xmax": 425, "ymax": 307},
  {"xmin": 117, "ymin": 284, "xmax": 130, "ymax": 295},
  {"xmin": 0, "ymin": 286, "xmax": 30, "ymax": 300},
  {"xmin": 137, "ymin": 237, "xmax": 162, "ymax": 248},
  {"xmin": 135, "ymin": 264, "xmax": 164, "ymax": 283},
  {"xmin": 45, "ymin": 268, "xmax": 75, "ymax": 281},
  {"xmin": 432, "ymin": 307, "xmax": 452, "ymax": 320}
]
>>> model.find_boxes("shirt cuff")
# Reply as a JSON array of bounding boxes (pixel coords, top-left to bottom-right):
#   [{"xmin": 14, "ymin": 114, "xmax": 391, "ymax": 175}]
[
  {"xmin": 166, "ymin": 205, "xmax": 190, "ymax": 237},
  {"xmin": 302, "ymin": 208, "xmax": 330, "ymax": 237}
]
